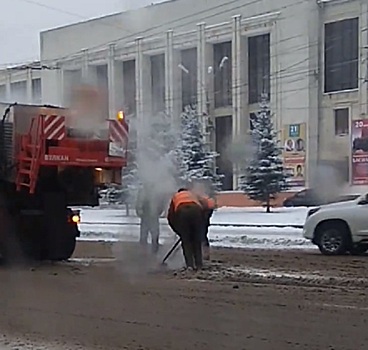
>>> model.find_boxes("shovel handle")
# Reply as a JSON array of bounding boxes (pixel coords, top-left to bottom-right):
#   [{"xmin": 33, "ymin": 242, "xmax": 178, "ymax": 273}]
[{"xmin": 162, "ymin": 238, "xmax": 181, "ymax": 264}]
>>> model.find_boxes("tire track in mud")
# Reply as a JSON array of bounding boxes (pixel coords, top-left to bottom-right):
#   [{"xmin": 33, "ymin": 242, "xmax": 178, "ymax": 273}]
[
  {"xmin": 65, "ymin": 246, "xmax": 368, "ymax": 290},
  {"xmin": 166, "ymin": 262, "xmax": 368, "ymax": 289}
]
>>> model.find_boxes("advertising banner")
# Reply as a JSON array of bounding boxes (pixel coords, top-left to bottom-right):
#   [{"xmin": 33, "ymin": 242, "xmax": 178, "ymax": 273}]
[
  {"xmin": 282, "ymin": 123, "xmax": 306, "ymax": 187},
  {"xmin": 351, "ymin": 119, "xmax": 368, "ymax": 185}
]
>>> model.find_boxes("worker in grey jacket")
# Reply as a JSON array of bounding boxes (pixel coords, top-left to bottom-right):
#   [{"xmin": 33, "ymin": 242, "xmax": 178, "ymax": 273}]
[{"xmin": 135, "ymin": 183, "xmax": 167, "ymax": 253}]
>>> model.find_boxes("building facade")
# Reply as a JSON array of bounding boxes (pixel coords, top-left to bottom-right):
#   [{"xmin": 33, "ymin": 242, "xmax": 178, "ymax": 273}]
[
  {"xmin": 1, "ymin": 0, "xmax": 367, "ymax": 192},
  {"xmin": 0, "ymin": 62, "xmax": 42, "ymax": 105}
]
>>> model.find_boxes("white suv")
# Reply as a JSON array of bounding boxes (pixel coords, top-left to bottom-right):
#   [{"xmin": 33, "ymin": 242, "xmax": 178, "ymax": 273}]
[{"xmin": 303, "ymin": 193, "xmax": 368, "ymax": 255}]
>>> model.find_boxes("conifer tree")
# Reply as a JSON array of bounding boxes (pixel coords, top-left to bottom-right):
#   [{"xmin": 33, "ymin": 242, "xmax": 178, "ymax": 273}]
[{"xmin": 239, "ymin": 95, "xmax": 289, "ymax": 212}]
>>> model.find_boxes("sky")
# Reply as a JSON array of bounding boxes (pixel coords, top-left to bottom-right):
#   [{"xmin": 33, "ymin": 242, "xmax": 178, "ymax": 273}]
[{"xmin": 0, "ymin": 0, "xmax": 164, "ymax": 67}]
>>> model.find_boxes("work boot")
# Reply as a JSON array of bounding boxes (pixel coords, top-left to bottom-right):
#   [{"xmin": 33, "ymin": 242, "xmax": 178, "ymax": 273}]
[
  {"xmin": 179, "ymin": 266, "xmax": 194, "ymax": 273},
  {"xmin": 202, "ymin": 245, "xmax": 210, "ymax": 261}
]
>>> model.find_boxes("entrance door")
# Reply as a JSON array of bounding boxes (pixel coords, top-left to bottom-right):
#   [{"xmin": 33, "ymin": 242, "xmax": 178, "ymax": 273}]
[{"xmin": 215, "ymin": 116, "xmax": 233, "ymax": 190}]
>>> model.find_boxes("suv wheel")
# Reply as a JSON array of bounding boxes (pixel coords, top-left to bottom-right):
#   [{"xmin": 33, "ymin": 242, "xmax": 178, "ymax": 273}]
[
  {"xmin": 349, "ymin": 244, "xmax": 368, "ymax": 256},
  {"xmin": 317, "ymin": 224, "xmax": 349, "ymax": 256}
]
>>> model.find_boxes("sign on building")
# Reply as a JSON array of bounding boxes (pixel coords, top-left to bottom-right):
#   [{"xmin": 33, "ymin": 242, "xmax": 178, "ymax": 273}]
[
  {"xmin": 351, "ymin": 119, "xmax": 368, "ymax": 185},
  {"xmin": 282, "ymin": 123, "xmax": 306, "ymax": 187}
]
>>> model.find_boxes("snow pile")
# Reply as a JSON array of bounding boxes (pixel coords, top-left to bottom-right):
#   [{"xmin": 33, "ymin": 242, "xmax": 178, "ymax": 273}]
[
  {"xmin": 79, "ymin": 205, "xmax": 309, "ymax": 226},
  {"xmin": 213, "ymin": 206, "xmax": 308, "ymax": 226}
]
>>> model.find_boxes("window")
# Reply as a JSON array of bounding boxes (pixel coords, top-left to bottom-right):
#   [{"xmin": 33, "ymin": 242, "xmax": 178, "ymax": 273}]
[
  {"xmin": 123, "ymin": 60, "xmax": 136, "ymax": 115},
  {"xmin": 214, "ymin": 41, "xmax": 232, "ymax": 108},
  {"xmin": 249, "ymin": 112, "xmax": 257, "ymax": 130},
  {"xmin": 10, "ymin": 81, "xmax": 27, "ymax": 103},
  {"xmin": 249, "ymin": 110, "xmax": 270, "ymax": 130},
  {"xmin": 215, "ymin": 115, "xmax": 233, "ymax": 190},
  {"xmin": 248, "ymin": 34, "xmax": 270, "ymax": 104},
  {"xmin": 334, "ymin": 108, "xmax": 349, "ymax": 135},
  {"xmin": 150, "ymin": 54, "xmax": 165, "ymax": 114},
  {"xmin": 64, "ymin": 69, "xmax": 82, "ymax": 106},
  {"xmin": 181, "ymin": 48, "xmax": 197, "ymax": 109},
  {"xmin": 0, "ymin": 85, "xmax": 6, "ymax": 101},
  {"xmin": 324, "ymin": 18, "xmax": 359, "ymax": 93},
  {"xmin": 32, "ymin": 78, "xmax": 41, "ymax": 104},
  {"xmin": 96, "ymin": 65, "xmax": 108, "ymax": 117}
]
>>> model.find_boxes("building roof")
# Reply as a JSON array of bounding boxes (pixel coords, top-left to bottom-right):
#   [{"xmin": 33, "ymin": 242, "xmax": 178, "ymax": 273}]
[{"xmin": 40, "ymin": 0, "xmax": 174, "ymax": 34}]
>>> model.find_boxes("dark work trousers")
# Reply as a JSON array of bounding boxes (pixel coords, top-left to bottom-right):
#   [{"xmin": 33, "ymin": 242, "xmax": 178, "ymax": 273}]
[
  {"xmin": 139, "ymin": 215, "xmax": 160, "ymax": 253},
  {"xmin": 176, "ymin": 204, "xmax": 203, "ymax": 269}
]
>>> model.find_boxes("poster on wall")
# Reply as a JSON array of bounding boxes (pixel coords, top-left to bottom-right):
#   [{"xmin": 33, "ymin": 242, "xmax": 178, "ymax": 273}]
[
  {"xmin": 351, "ymin": 119, "xmax": 368, "ymax": 185},
  {"xmin": 282, "ymin": 123, "xmax": 306, "ymax": 187}
]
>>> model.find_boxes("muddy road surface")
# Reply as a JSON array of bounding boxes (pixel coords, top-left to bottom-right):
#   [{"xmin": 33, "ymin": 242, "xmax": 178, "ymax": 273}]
[{"xmin": 0, "ymin": 242, "xmax": 368, "ymax": 349}]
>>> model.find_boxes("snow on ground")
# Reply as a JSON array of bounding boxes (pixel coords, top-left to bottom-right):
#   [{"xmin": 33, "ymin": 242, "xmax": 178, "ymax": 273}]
[
  {"xmin": 211, "ymin": 206, "xmax": 308, "ymax": 226},
  {"xmin": 79, "ymin": 205, "xmax": 309, "ymax": 227},
  {"xmin": 78, "ymin": 206, "xmax": 315, "ymax": 250}
]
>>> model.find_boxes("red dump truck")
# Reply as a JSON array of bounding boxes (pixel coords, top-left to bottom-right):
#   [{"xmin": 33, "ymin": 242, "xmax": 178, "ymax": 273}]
[{"xmin": 0, "ymin": 101, "xmax": 129, "ymax": 262}]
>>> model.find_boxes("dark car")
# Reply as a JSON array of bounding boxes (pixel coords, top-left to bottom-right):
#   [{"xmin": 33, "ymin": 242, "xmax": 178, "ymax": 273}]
[{"xmin": 283, "ymin": 189, "xmax": 359, "ymax": 207}]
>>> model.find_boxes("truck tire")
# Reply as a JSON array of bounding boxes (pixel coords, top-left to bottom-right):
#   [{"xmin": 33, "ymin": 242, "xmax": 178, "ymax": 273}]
[
  {"xmin": 48, "ymin": 224, "xmax": 78, "ymax": 261},
  {"xmin": 58, "ymin": 225, "xmax": 77, "ymax": 261},
  {"xmin": 0, "ymin": 206, "xmax": 25, "ymax": 265},
  {"xmin": 316, "ymin": 223, "xmax": 350, "ymax": 256}
]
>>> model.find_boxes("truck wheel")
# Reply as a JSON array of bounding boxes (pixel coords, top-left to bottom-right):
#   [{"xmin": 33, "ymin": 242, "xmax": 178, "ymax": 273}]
[
  {"xmin": 0, "ymin": 209, "xmax": 25, "ymax": 265},
  {"xmin": 316, "ymin": 223, "xmax": 350, "ymax": 256},
  {"xmin": 349, "ymin": 244, "xmax": 368, "ymax": 256},
  {"xmin": 50, "ymin": 225, "xmax": 78, "ymax": 261},
  {"xmin": 60, "ymin": 227, "xmax": 77, "ymax": 261}
]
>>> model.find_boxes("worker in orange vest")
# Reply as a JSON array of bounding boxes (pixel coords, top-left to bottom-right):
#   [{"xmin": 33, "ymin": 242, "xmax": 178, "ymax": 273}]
[{"xmin": 167, "ymin": 188, "xmax": 204, "ymax": 270}]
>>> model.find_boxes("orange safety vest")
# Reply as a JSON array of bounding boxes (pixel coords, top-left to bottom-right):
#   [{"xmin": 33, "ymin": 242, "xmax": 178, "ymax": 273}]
[{"xmin": 172, "ymin": 191, "xmax": 202, "ymax": 211}]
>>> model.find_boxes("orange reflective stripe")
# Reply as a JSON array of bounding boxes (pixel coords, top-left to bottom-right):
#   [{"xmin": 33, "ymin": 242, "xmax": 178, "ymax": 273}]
[{"xmin": 172, "ymin": 191, "xmax": 201, "ymax": 211}]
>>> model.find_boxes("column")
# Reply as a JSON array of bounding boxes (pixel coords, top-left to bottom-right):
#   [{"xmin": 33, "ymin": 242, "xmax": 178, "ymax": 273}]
[
  {"xmin": 40, "ymin": 65, "xmax": 61, "ymax": 106},
  {"xmin": 58, "ymin": 65, "xmax": 65, "ymax": 106},
  {"xmin": 196, "ymin": 23, "xmax": 207, "ymax": 121},
  {"xmin": 107, "ymin": 45, "xmax": 125, "ymax": 118},
  {"xmin": 205, "ymin": 44, "xmax": 214, "ymax": 114},
  {"xmin": 79, "ymin": 47, "xmax": 99, "ymax": 86},
  {"xmin": 135, "ymin": 36, "xmax": 153, "ymax": 136},
  {"xmin": 81, "ymin": 49, "xmax": 89, "ymax": 83},
  {"xmin": 136, "ymin": 37, "xmax": 152, "ymax": 120},
  {"xmin": 165, "ymin": 30, "xmax": 181, "ymax": 122},
  {"xmin": 171, "ymin": 45, "xmax": 182, "ymax": 122},
  {"xmin": 135, "ymin": 37, "xmax": 144, "ymax": 122},
  {"xmin": 26, "ymin": 68, "xmax": 32, "ymax": 103},
  {"xmin": 232, "ymin": 15, "xmax": 242, "ymax": 189},
  {"xmin": 360, "ymin": 2, "xmax": 368, "ymax": 117},
  {"xmin": 204, "ymin": 43, "xmax": 215, "ymax": 149},
  {"xmin": 270, "ymin": 23, "xmax": 280, "ymax": 132},
  {"xmin": 5, "ymin": 71, "xmax": 11, "ymax": 102},
  {"xmin": 108, "ymin": 44, "xmax": 116, "ymax": 119},
  {"xmin": 165, "ymin": 30, "xmax": 175, "ymax": 119}
]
